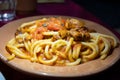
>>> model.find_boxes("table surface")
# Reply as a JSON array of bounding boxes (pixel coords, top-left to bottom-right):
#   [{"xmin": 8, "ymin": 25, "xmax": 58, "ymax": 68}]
[{"xmin": 0, "ymin": 0, "xmax": 120, "ymax": 80}]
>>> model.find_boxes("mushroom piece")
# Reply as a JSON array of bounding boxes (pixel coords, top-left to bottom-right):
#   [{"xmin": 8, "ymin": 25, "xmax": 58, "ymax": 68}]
[{"xmin": 69, "ymin": 27, "xmax": 90, "ymax": 41}]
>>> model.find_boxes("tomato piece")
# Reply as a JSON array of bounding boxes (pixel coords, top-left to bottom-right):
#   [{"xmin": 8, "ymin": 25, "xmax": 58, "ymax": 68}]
[
  {"xmin": 32, "ymin": 27, "xmax": 47, "ymax": 40},
  {"xmin": 36, "ymin": 27, "xmax": 47, "ymax": 33},
  {"xmin": 61, "ymin": 19, "xmax": 66, "ymax": 23},
  {"xmin": 47, "ymin": 22, "xmax": 62, "ymax": 31},
  {"xmin": 47, "ymin": 25, "xmax": 60, "ymax": 31}
]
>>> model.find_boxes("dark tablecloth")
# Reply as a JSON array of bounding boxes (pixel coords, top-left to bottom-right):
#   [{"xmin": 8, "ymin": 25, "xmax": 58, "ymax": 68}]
[{"xmin": 0, "ymin": 0, "xmax": 120, "ymax": 80}]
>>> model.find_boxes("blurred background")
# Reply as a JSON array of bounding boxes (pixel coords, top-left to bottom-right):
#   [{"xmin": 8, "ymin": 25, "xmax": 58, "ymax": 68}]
[{"xmin": 73, "ymin": 0, "xmax": 120, "ymax": 32}]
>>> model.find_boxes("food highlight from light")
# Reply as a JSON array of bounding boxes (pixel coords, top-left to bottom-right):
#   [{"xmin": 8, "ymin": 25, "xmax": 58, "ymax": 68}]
[{"xmin": 6, "ymin": 17, "xmax": 118, "ymax": 66}]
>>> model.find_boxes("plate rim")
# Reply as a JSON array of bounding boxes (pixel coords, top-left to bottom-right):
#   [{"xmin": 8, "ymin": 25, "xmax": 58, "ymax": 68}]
[{"xmin": 0, "ymin": 15, "xmax": 120, "ymax": 77}]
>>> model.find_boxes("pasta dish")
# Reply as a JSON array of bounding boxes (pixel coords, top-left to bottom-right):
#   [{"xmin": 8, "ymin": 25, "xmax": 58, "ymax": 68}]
[{"xmin": 6, "ymin": 17, "xmax": 118, "ymax": 66}]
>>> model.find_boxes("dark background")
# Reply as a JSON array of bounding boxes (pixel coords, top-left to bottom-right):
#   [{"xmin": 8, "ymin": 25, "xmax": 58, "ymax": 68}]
[{"xmin": 73, "ymin": 0, "xmax": 120, "ymax": 32}]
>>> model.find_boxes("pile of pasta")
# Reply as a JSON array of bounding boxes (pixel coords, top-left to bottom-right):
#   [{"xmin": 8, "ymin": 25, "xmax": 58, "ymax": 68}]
[{"xmin": 6, "ymin": 17, "xmax": 117, "ymax": 66}]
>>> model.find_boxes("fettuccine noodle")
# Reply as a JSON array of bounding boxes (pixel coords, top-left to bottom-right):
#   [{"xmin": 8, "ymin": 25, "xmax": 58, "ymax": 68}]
[{"xmin": 6, "ymin": 17, "xmax": 118, "ymax": 66}]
